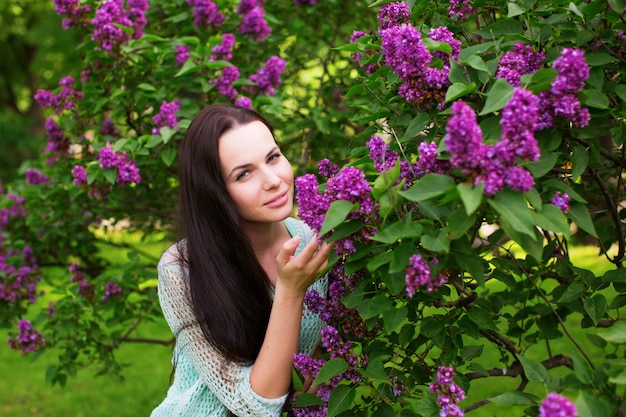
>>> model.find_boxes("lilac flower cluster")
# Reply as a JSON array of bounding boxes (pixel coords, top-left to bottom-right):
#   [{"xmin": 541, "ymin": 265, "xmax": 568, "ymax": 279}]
[
  {"xmin": 235, "ymin": 96, "xmax": 252, "ymax": 109},
  {"xmin": 367, "ymin": 135, "xmax": 399, "ymax": 173},
  {"xmin": 429, "ymin": 26, "xmax": 461, "ymax": 63},
  {"xmin": 97, "ymin": 146, "xmax": 142, "ymax": 185},
  {"xmin": 126, "ymin": 0, "xmax": 149, "ymax": 38},
  {"xmin": 53, "ymin": 0, "xmax": 91, "ymax": 30},
  {"xmin": 292, "ymin": 353, "xmax": 327, "ymax": 417},
  {"xmin": 537, "ymin": 48, "xmax": 590, "ymax": 129},
  {"xmin": 72, "ymin": 165, "xmax": 88, "ymax": 186},
  {"xmin": 187, "ymin": 0, "xmax": 224, "ymax": 28},
  {"xmin": 42, "ymin": 118, "xmax": 69, "ymax": 161},
  {"xmin": 317, "ymin": 158, "xmax": 340, "ymax": 179},
  {"xmin": 377, "ymin": 2, "xmax": 411, "ymax": 31},
  {"xmin": 91, "ymin": 0, "xmax": 133, "ymax": 51},
  {"xmin": 238, "ymin": 2, "xmax": 271, "ymax": 42},
  {"xmin": 429, "ymin": 366, "xmax": 466, "ymax": 417},
  {"xmin": 69, "ymin": 263, "xmax": 94, "ymax": 298},
  {"xmin": 175, "ymin": 45, "xmax": 190, "ymax": 67},
  {"xmin": 7, "ymin": 319, "xmax": 45, "ymax": 355},
  {"xmin": 25, "ymin": 169, "xmax": 51, "ymax": 186},
  {"xmin": 248, "ymin": 56, "xmax": 286, "ymax": 96},
  {"xmin": 102, "ymin": 281, "xmax": 123, "ymax": 301},
  {"xmin": 551, "ymin": 191, "xmax": 571, "ymax": 213},
  {"xmin": 445, "ymin": 88, "xmax": 539, "ymax": 195},
  {"xmin": 0, "ymin": 245, "xmax": 41, "ymax": 306},
  {"xmin": 349, "ymin": 31, "xmax": 378, "ymax": 74},
  {"xmin": 210, "ymin": 33, "xmax": 236, "ymax": 61},
  {"xmin": 212, "ymin": 66, "xmax": 240, "ymax": 100},
  {"xmin": 381, "ymin": 23, "xmax": 457, "ymax": 109},
  {"xmin": 539, "ymin": 392, "xmax": 577, "ymax": 417},
  {"xmin": 34, "ymin": 76, "xmax": 84, "ymax": 116},
  {"xmin": 405, "ymin": 254, "xmax": 447, "ymax": 297},
  {"xmin": 496, "ymin": 42, "xmax": 545, "ymax": 87},
  {"xmin": 152, "ymin": 100, "xmax": 182, "ymax": 134},
  {"xmin": 102, "ymin": 117, "xmax": 121, "ymax": 137},
  {"xmin": 448, "ymin": 0, "xmax": 473, "ymax": 21}
]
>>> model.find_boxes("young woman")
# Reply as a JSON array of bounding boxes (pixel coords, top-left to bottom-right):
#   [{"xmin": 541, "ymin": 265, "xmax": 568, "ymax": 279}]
[{"xmin": 150, "ymin": 103, "xmax": 332, "ymax": 416}]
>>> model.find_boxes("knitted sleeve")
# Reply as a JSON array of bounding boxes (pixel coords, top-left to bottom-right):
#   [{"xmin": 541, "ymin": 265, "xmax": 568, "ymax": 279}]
[{"xmin": 157, "ymin": 246, "xmax": 287, "ymax": 417}]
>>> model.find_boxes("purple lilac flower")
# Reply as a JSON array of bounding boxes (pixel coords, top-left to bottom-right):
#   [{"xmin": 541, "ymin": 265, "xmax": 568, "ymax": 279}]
[
  {"xmin": 428, "ymin": 26, "xmax": 461, "ymax": 62},
  {"xmin": 72, "ymin": 165, "xmax": 88, "ymax": 186},
  {"xmin": 350, "ymin": 30, "xmax": 377, "ymax": 74},
  {"xmin": 187, "ymin": 0, "xmax": 224, "ymax": 28},
  {"xmin": 499, "ymin": 88, "xmax": 540, "ymax": 162},
  {"xmin": 295, "ymin": 174, "xmax": 328, "ymax": 232},
  {"xmin": 175, "ymin": 45, "xmax": 190, "ymax": 67},
  {"xmin": 405, "ymin": 254, "xmax": 446, "ymax": 297},
  {"xmin": 69, "ymin": 263, "xmax": 93, "ymax": 298},
  {"xmin": 551, "ymin": 48, "xmax": 589, "ymax": 95},
  {"xmin": 7, "ymin": 319, "xmax": 45, "ymax": 355},
  {"xmin": 249, "ymin": 56, "xmax": 286, "ymax": 95},
  {"xmin": 102, "ymin": 281, "xmax": 122, "ymax": 301},
  {"xmin": 317, "ymin": 158, "xmax": 340, "ymax": 179},
  {"xmin": 25, "ymin": 169, "xmax": 51, "ymax": 186},
  {"xmin": 91, "ymin": 0, "xmax": 133, "ymax": 51},
  {"xmin": 101, "ymin": 117, "xmax": 121, "ymax": 136},
  {"xmin": 429, "ymin": 366, "xmax": 466, "ymax": 417},
  {"xmin": 237, "ymin": 0, "xmax": 262, "ymax": 15},
  {"xmin": 152, "ymin": 100, "xmax": 182, "ymax": 134},
  {"xmin": 539, "ymin": 393, "xmax": 577, "ymax": 417},
  {"xmin": 416, "ymin": 141, "xmax": 442, "ymax": 176},
  {"xmin": 127, "ymin": 0, "xmax": 149, "ymax": 38},
  {"xmin": 0, "ymin": 246, "xmax": 41, "ymax": 305},
  {"xmin": 47, "ymin": 301, "xmax": 56, "ymax": 317},
  {"xmin": 239, "ymin": 6, "xmax": 271, "ymax": 42},
  {"xmin": 116, "ymin": 157, "xmax": 141, "ymax": 185},
  {"xmin": 448, "ymin": 0, "xmax": 473, "ymax": 21},
  {"xmin": 98, "ymin": 146, "xmax": 120, "ymax": 169},
  {"xmin": 325, "ymin": 167, "xmax": 374, "ymax": 217},
  {"xmin": 213, "ymin": 66, "xmax": 240, "ymax": 100},
  {"xmin": 367, "ymin": 136, "xmax": 398, "ymax": 173},
  {"xmin": 496, "ymin": 42, "xmax": 545, "ymax": 87},
  {"xmin": 35, "ymin": 76, "xmax": 84, "ymax": 115},
  {"xmin": 210, "ymin": 33, "xmax": 235, "ymax": 61},
  {"xmin": 53, "ymin": 0, "xmax": 91, "ymax": 30},
  {"xmin": 235, "ymin": 96, "xmax": 252, "ymax": 109},
  {"xmin": 504, "ymin": 166, "xmax": 534, "ymax": 193},
  {"xmin": 44, "ymin": 118, "xmax": 70, "ymax": 156},
  {"xmin": 444, "ymin": 101, "xmax": 483, "ymax": 172},
  {"xmin": 377, "ymin": 2, "xmax": 411, "ymax": 31},
  {"xmin": 551, "ymin": 191, "xmax": 571, "ymax": 213}
]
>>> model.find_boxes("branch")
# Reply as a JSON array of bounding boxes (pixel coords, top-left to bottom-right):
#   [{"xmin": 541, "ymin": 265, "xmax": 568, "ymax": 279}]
[{"xmin": 465, "ymin": 354, "xmax": 573, "ymax": 380}]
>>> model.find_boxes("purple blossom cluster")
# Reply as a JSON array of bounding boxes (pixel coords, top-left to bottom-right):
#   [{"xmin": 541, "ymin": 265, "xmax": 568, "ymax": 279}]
[
  {"xmin": 212, "ymin": 66, "xmax": 240, "ymax": 100},
  {"xmin": 349, "ymin": 31, "xmax": 378, "ymax": 74},
  {"xmin": 551, "ymin": 191, "xmax": 571, "ymax": 213},
  {"xmin": 296, "ymin": 165, "xmax": 376, "ymax": 255},
  {"xmin": 405, "ymin": 254, "xmax": 446, "ymax": 297},
  {"xmin": 377, "ymin": 2, "xmax": 411, "ymax": 31},
  {"xmin": 91, "ymin": 0, "xmax": 133, "ymax": 51},
  {"xmin": 248, "ymin": 56, "xmax": 286, "ymax": 96},
  {"xmin": 43, "ymin": 117, "xmax": 70, "ymax": 160},
  {"xmin": 102, "ymin": 117, "xmax": 121, "ymax": 137},
  {"xmin": 53, "ymin": 0, "xmax": 91, "ymax": 30},
  {"xmin": 496, "ymin": 42, "xmax": 545, "ymax": 86},
  {"xmin": 234, "ymin": 96, "xmax": 252, "ymax": 109},
  {"xmin": 34, "ymin": 76, "xmax": 84, "ymax": 115},
  {"xmin": 187, "ymin": 0, "xmax": 224, "ymax": 28},
  {"xmin": 69, "ymin": 263, "xmax": 94, "ymax": 298},
  {"xmin": 72, "ymin": 165, "xmax": 88, "ymax": 186},
  {"xmin": 152, "ymin": 100, "xmax": 182, "ymax": 134},
  {"xmin": 238, "ymin": 2, "xmax": 271, "ymax": 42},
  {"xmin": 175, "ymin": 45, "xmax": 190, "ymax": 67},
  {"xmin": 445, "ymin": 88, "xmax": 540, "ymax": 196},
  {"xmin": 0, "ymin": 245, "xmax": 41, "ymax": 306},
  {"xmin": 429, "ymin": 366, "xmax": 466, "ymax": 417},
  {"xmin": 102, "ymin": 281, "xmax": 123, "ymax": 301},
  {"xmin": 25, "ymin": 169, "xmax": 51, "ymax": 186},
  {"xmin": 317, "ymin": 158, "xmax": 340, "ymax": 179},
  {"xmin": 126, "ymin": 0, "xmax": 149, "ymax": 38},
  {"xmin": 292, "ymin": 354, "xmax": 327, "ymax": 417},
  {"xmin": 539, "ymin": 392, "xmax": 577, "ymax": 417},
  {"xmin": 367, "ymin": 135, "xmax": 399, "ymax": 173},
  {"xmin": 210, "ymin": 33, "xmax": 235, "ymax": 61},
  {"xmin": 381, "ymin": 23, "xmax": 457, "ymax": 108},
  {"xmin": 7, "ymin": 319, "xmax": 45, "ymax": 355},
  {"xmin": 537, "ymin": 48, "xmax": 591, "ymax": 129},
  {"xmin": 429, "ymin": 26, "xmax": 461, "ymax": 63},
  {"xmin": 448, "ymin": 0, "xmax": 473, "ymax": 21},
  {"xmin": 97, "ymin": 146, "xmax": 142, "ymax": 185}
]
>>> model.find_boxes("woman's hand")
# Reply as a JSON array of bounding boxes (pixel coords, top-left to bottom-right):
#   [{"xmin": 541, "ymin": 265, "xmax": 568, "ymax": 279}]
[{"xmin": 275, "ymin": 234, "xmax": 332, "ymax": 298}]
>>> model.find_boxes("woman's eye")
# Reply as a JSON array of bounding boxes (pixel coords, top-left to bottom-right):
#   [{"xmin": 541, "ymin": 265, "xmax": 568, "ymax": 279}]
[
  {"xmin": 236, "ymin": 171, "xmax": 250, "ymax": 181},
  {"xmin": 268, "ymin": 153, "xmax": 280, "ymax": 163}
]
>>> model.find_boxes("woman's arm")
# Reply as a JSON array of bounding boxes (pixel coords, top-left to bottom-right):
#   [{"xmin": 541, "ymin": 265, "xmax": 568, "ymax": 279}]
[{"xmin": 249, "ymin": 235, "xmax": 332, "ymax": 398}]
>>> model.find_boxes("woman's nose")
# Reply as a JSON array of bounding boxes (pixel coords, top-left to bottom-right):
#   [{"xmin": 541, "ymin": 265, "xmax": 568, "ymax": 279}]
[{"xmin": 262, "ymin": 167, "xmax": 281, "ymax": 190}]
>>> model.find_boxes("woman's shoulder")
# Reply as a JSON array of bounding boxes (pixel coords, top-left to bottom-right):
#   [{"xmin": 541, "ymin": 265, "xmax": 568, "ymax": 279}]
[
  {"xmin": 158, "ymin": 240, "xmax": 187, "ymax": 269},
  {"xmin": 284, "ymin": 217, "xmax": 314, "ymax": 240}
]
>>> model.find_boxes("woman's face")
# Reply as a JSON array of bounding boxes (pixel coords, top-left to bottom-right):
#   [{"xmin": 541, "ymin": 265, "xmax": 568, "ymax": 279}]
[{"xmin": 219, "ymin": 120, "xmax": 294, "ymax": 225}]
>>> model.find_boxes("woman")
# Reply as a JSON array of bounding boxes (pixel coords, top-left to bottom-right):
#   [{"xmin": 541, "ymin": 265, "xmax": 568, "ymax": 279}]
[{"xmin": 151, "ymin": 104, "xmax": 332, "ymax": 416}]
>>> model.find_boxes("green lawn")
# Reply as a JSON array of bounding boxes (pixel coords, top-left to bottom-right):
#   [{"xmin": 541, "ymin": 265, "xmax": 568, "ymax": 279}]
[{"xmin": 0, "ymin": 243, "xmax": 619, "ymax": 416}]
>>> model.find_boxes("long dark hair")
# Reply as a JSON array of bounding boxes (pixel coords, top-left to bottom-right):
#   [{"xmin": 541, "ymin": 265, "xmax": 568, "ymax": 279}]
[{"xmin": 177, "ymin": 103, "xmax": 275, "ymax": 364}]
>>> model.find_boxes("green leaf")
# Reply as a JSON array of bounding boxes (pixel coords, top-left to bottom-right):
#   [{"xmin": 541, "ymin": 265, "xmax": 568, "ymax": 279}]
[
  {"xmin": 480, "ymin": 78, "xmax": 515, "ymax": 115},
  {"xmin": 401, "ymin": 113, "xmax": 431, "ymax": 141},
  {"xmin": 615, "ymin": 84, "xmax": 626, "ymax": 102},
  {"xmin": 465, "ymin": 55, "xmax": 490, "ymax": 74},
  {"xmin": 292, "ymin": 367, "xmax": 305, "ymax": 392},
  {"xmin": 361, "ymin": 359, "xmax": 387, "ymax": 381},
  {"xmin": 571, "ymin": 145, "xmax": 589, "ymax": 181},
  {"xmin": 523, "ymin": 151, "xmax": 560, "ymax": 178},
  {"xmin": 319, "ymin": 200, "xmax": 358, "ymax": 236},
  {"xmin": 580, "ymin": 89, "xmax": 610, "ymax": 109},
  {"xmin": 507, "ymin": 2, "xmax": 526, "ymax": 17},
  {"xmin": 160, "ymin": 148, "xmax": 177, "ymax": 167},
  {"xmin": 467, "ymin": 307, "xmax": 498, "ymax": 331},
  {"xmin": 516, "ymin": 354, "xmax": 550, "ymax": 384},
  {"xmin": 490, "ymin": 391, "xmax": 537, "ymax": 406},
  {"xmin": 327, "ymin": 385, "xmax": 355, "ymax": 417},
  {"xmin": 293, "ymin": 392, "xmax": 325, "ymax": 407},
  {"xmin": 174, "ymin": 60, "xmax": 200, "ymax": 77},
  {"xmin": 445, "ymin": 82, "xmax": 476, "ymax": 102},
  {"xmin": 603, "ymin": 269, "xmax": 626, "ymax": 284},
  {"xmin": 557, "ymin": 281, "xmax": 587, "ymax": 303},
  {"xmin": 608, "ymin": 0, "xmax": 626, "ymax": 14},
  {"xmin": 420, "ymin": 317, "xmax": 445, "ymax": 338},
  {"xmin": 421, "ymin": 228, "xmax": 450, "ymax": 253},
  {"xmin": 533, "ymin": 204, "xmax": 570, "ymax": 239},
  {"xmin": 597, "ymin": 321, "xmax": 626, "ymax": 345},
  {"xmin": 567, "ymin": 202, "xmax": 598, "ymax": 238},
  {"xmin": 399, "ymin": 173, "xmax": 455, "ymax": 201},
  {"xmin": 576, "ymin": 390, "xmax": 612, "ymax": 417},
  {"xmin": 584, "ymin": 294, "xmax": 607, "ymax": 326},
  {"xmin": 609, "ymin": 369, "xmax": 626, "ymax": 385},
  {"xmin": 447, "ymin": 208, "xmax": 476, "ymax": 239},
  {"xmin": 370, "ymin": 221, "xmax": 423, "ymax": 244},
  {"xmin": 457, "ymin": 252, "xmax": 485, "ymax": 285},
  {"xmin": 585, "ymin": 52, "xmax": 619, "ymax": 66},
  {"xmin": 572, "ymin": 350, "xmax": 594, "ymax": 385},
  {"xmin": 382, "ymin": 305, "xmax": 408, "ymax": 332},
  {"xmin": 313, "ymin": 358, "xmax": 348, "ymax": 386},
  {"xmin": 457, "ymin": 182, "xmax": 483, "ymax": 215},
  {"xmin": 461, "ymin": 344, "xmax": 484, "ymax": 361},
  {"xmin": 487, "ymin": 190, "xmax": 536, "ymax": 238}
]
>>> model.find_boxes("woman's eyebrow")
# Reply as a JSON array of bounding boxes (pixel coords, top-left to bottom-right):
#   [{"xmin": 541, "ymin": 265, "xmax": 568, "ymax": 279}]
[{"xmin": 227, "ymin": 146, "xmax": 279, "ymax": 178}]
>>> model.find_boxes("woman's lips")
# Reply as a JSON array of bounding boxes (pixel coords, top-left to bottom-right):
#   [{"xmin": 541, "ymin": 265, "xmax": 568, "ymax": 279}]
[{"xmin": 264, "ymin": 190, "xmax": 288, "ymax": 207}]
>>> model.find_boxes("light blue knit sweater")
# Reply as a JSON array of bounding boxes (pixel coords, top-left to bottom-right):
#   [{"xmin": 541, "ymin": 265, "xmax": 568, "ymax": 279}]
[{"xmin": 151, "ymin": 218, "xmax": 328, "ymax": 417}]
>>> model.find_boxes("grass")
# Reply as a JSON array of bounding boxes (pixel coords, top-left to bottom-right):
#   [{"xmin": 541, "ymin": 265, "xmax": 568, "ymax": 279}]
[{"xmin": 0, "ymin": 239, "xmax": 620, "ymax": 416}]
